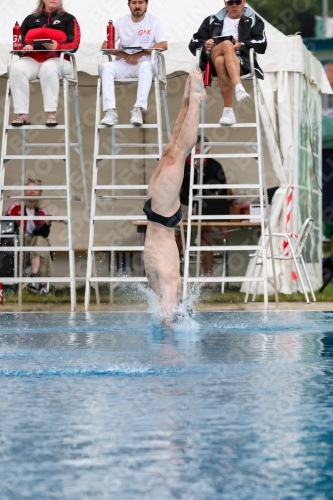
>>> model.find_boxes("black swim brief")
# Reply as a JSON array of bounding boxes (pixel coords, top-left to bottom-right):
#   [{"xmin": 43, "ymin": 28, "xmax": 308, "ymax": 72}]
[{"xmin": 143, "ymin": 199, "xmax": 182, "ymax": 229}]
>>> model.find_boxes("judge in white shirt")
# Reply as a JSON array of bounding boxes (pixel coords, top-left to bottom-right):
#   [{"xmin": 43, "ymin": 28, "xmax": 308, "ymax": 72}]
[{"xmin": 101, "ymin": 0, "xmax": 168, "ymax": 126}]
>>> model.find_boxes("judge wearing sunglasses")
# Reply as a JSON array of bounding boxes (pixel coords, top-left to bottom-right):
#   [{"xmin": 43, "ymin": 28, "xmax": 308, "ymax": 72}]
[{"xmin": 189, "ymin": 0, "xmax": 267, "ymax": 125}]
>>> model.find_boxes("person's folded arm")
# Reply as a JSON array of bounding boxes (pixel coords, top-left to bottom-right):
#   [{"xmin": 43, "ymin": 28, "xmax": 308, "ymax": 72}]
[
  {"xmin": 33, "ymin": 223, "xmax": 50, "ymax": 238},
  {"xmin": 20, "ymin": 17, "xmax": 28, "ymax": 47},
  {"xmin": 124, "ymin": 41, "xmax": 168, "ymax": 64},
  {"xmin": 136, "ymin": 41, "xmax": 168, "ymax": 58},
  {"xmin": 20, "ymin": 19, "xmax": 33, "ymax": 50},
  {"xmin": 189, "ymin": 16, "xmax": 211, "ymax": 56}
]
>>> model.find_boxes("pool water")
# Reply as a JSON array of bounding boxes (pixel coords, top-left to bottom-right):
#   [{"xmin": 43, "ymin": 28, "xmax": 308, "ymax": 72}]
[{"xmin": 1, "ymin": 311, "xmax": 333, "ymax": 499}]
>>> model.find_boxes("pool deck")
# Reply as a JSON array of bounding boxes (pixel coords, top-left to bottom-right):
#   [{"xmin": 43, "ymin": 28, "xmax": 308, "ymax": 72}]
[{"xmin": 0, "ymin": 302, "xmax": 332, "ymax": 313}]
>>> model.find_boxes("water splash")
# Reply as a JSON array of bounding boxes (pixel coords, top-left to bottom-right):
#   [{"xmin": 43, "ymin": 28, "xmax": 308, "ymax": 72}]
[{"xmin": 135, "ymin": 283, "xmax": 201, "ymax": 331}]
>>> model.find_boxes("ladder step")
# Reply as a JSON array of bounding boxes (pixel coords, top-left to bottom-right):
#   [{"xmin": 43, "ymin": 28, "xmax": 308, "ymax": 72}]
[
  {"xmin": 1, "ymin": 216, "xmax": 69, "ymax": 221},
  {"xmin": 198, "ymin": 123, "xmax": 257, "ymax": 128},
  {"xmin": 8, "ymin": 196, "xmax": 72, "ymax": 200},
  {"xmin": 91, "ymin": 246, "xmax": 144, "ymax": 251},
  {"xmin": 93, "ymin": 216, "xmax": 146, "ymax": 221},
  {"xmin": 113, "ymin": 143, "xmax": 165, "ymax": 148},
  {"xmin": 186, "ymin": 277, "xmax": 265, "ymax": 283},
  {"xmin": 203, "ymin": 142, "xmax": 258, "ymax": 147},
  {"xmin": 2, "ymin": 246, "xmax": 70, "ymax": 252},
  {"xmin": 190, "ymin": 215, "xmax": 262, "ymax": 221},
  {"xmin": 96, "ymin": 154, "xmax": 159, "ymax": 160},
  {"xmin": 87, "ymin": 277, "xmax": 148, "ymax": 282},
  {"xmin": 194, "ymin": 153, "xmax": 258, "ymax": 159},
  {"xmin": 0, "ymin": 185, "xmax": 67, "ymax": 191},
  {"xmin": 192, "ymin": 184, "xmax": 260, "ymax": 189},
  {"xmin": 0, "ymin": 277, "xmax": 72, "ymax": 283},
  {"xmin": 6, "ymin": 125, "xmax": 66, "ymax": 130},
  {"xmin": 188, "ymin": 245, "xmax": 263, "ymax": 252},
  {"xmin": 98, "ymin": 124, "xmax": 158, "ymax": 129},
  {"xmin": 3, "ymin": 155, "xmax": 66, "ymax": 160},
  {"xmin": 95, "ymin": 185, "xmax": 148, "ymax": 190},
  {"xmin": 98, "ymin": 196, "xmax": 147, "ymax": 200},
  {"xmin": 194, "ymin": 195, "xmax": 253, "ymax": 199},
  {"xmin": 25, "ymin": 143, "xmax": 79, "ymax": 148}
]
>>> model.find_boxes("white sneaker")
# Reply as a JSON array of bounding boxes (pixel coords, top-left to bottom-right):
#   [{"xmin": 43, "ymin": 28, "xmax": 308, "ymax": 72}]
[
  {"xmin": 219, "ymin": 108, "xmax": 236, "ymax": 126},
  {"xmin": 130, "ymin": 107, "xmax": 143, "ymax": 125},
  {"xmin": 235, "ymin": 86, "xmax": 250, "ymax": 105},
  {"xmin": 101, "ymin": 109, "xmax": 118, "ymax": 126}
]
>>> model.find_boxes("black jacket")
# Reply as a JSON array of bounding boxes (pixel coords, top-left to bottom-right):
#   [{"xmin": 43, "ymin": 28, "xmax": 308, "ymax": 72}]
[
  {"xmin": 189, "ymin": 7, "xmax": 267, "ymax": 79},
  {"xmin": 180, "ymin": 158, "xmax": 229, "ymax": 217}
]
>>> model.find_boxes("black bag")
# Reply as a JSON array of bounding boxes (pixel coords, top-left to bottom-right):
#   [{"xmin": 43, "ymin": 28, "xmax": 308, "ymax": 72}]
[
  {"xmin": 0, "ymin": 223, "xmax": 18, "ymax": 278},
  {"xmin": 33, "ymin": 223, "xmax": 50, "ymax": 238}
]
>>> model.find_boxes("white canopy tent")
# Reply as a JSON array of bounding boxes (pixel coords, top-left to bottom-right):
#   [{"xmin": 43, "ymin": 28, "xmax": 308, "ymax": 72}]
[
  {"xmin": 0, "ymin": 0, "xmax": 330, "ymax": 82},
  {"xmin": 0, "ymin": 0, "xmax": 331, "ymax": 292}
]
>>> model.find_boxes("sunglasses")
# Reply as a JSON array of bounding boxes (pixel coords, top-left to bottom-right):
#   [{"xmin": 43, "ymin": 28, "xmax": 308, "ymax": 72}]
[
  {"xmin": 226, "ymin": 0, "xmax": 243, "ymax": 5},
  {"xmin": 27, "ymin": 178, "xmax": 42, "ymax": 186}
]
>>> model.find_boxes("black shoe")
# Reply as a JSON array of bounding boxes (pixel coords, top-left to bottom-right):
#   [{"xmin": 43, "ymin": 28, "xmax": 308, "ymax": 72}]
[{"xmin": 27, "ymin": 283, "xmax": 38, "ymax": 294}]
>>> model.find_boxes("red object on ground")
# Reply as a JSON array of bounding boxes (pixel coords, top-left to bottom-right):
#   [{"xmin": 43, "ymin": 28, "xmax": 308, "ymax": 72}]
[
  {"xmin": 13, "ymin": 21, "xmax": 23, "ymax": 50},
  {"xmin": 0, "ymin": 283, "xmax": 3, "ymax": 305},
  {"xmin": 107, "ymin": 20, "xmax": 115, "ymax": 49},
  {"xmin": 203, "ymin": 61, "xmax": 212, "ymax": 87}
]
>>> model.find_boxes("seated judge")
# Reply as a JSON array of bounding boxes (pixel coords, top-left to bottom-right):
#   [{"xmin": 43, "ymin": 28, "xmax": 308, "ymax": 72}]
[
  {"xmin": 10, "ymin": 0, "xmax": 80, "ymax": 127},
  {"xmin": 189, "ymin": 0, "xmax": 266, "ymax": 125},
  {"xmin": 100, "ymin": 0, "xmax": 167, "ymax": 126}
]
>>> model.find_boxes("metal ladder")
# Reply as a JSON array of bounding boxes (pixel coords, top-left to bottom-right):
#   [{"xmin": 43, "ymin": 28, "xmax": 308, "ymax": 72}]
[
  {"xmin": 0, "ymin": 51, "xmax": 86, "ymax": 311},
  {"xmin": 84, "ymin": 49, "xmax": 173, "ymax": 310},
  {"xmin": 182, "ymin": 49, "xmax": 278, "ymax": 309}
]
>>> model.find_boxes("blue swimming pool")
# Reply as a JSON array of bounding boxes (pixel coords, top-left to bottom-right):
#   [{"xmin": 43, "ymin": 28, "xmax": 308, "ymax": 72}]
[{"xmin": 1, "ymin": 311, "xmax": 333, "ymax": 499}]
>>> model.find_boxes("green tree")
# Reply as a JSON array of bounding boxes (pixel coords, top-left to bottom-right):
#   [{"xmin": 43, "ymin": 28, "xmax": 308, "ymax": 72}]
[{"xmin": 251, "ymin": 0, "xmax": 333, "ymax": 36}]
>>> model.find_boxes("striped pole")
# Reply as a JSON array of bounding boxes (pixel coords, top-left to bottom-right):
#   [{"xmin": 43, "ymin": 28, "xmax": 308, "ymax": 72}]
[{"xmin": 282, "ymin": 185, "xmax": 294, "ymax": 256}]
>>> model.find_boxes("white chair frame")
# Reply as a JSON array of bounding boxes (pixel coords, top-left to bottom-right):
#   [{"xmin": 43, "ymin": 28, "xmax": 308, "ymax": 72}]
[{"xmin": 245, "ymin": 217, "xmax": 316, "ymax": 304}]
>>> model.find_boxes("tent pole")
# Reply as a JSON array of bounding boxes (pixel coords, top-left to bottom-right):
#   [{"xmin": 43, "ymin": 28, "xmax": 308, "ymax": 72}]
[
  {"xmin": 323, "ymin": 0, "xmax": 328, "ymax": 38},
  {"xmin": 322, "ymin": 0, "xmax": 329, "ymax": 111}
]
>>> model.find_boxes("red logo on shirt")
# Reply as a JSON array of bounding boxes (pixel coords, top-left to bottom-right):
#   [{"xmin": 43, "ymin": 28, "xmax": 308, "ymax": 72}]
[{"xmin": 138, "ymin": 29, "xmax": 151, "ymax": 36}]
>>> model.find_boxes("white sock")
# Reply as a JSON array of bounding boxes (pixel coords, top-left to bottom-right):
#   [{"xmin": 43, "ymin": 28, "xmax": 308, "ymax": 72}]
[
  {"xmin": 235, "ymin": 83, "xmax": 245, "ymax": 93},
  {"xmin": 224, "ymin": 107, "xmax": 233, "ymax": 112}
]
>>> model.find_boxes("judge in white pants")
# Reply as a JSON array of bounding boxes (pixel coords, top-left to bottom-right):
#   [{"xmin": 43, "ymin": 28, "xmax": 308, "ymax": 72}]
[
  {"xmin": 101, "ymin": 0, "xmax": 167, "ymax": 127},
  {"xmin": 10, "ymin": 58, "xmax": 72, "ymax": 124},
  {"xmin": 101, "ymin": 58, "xmax": 153, "ymax": 120},
  {"xmin": 10, "ymin": 0, "xmax": 80, "ymax": 127}
]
